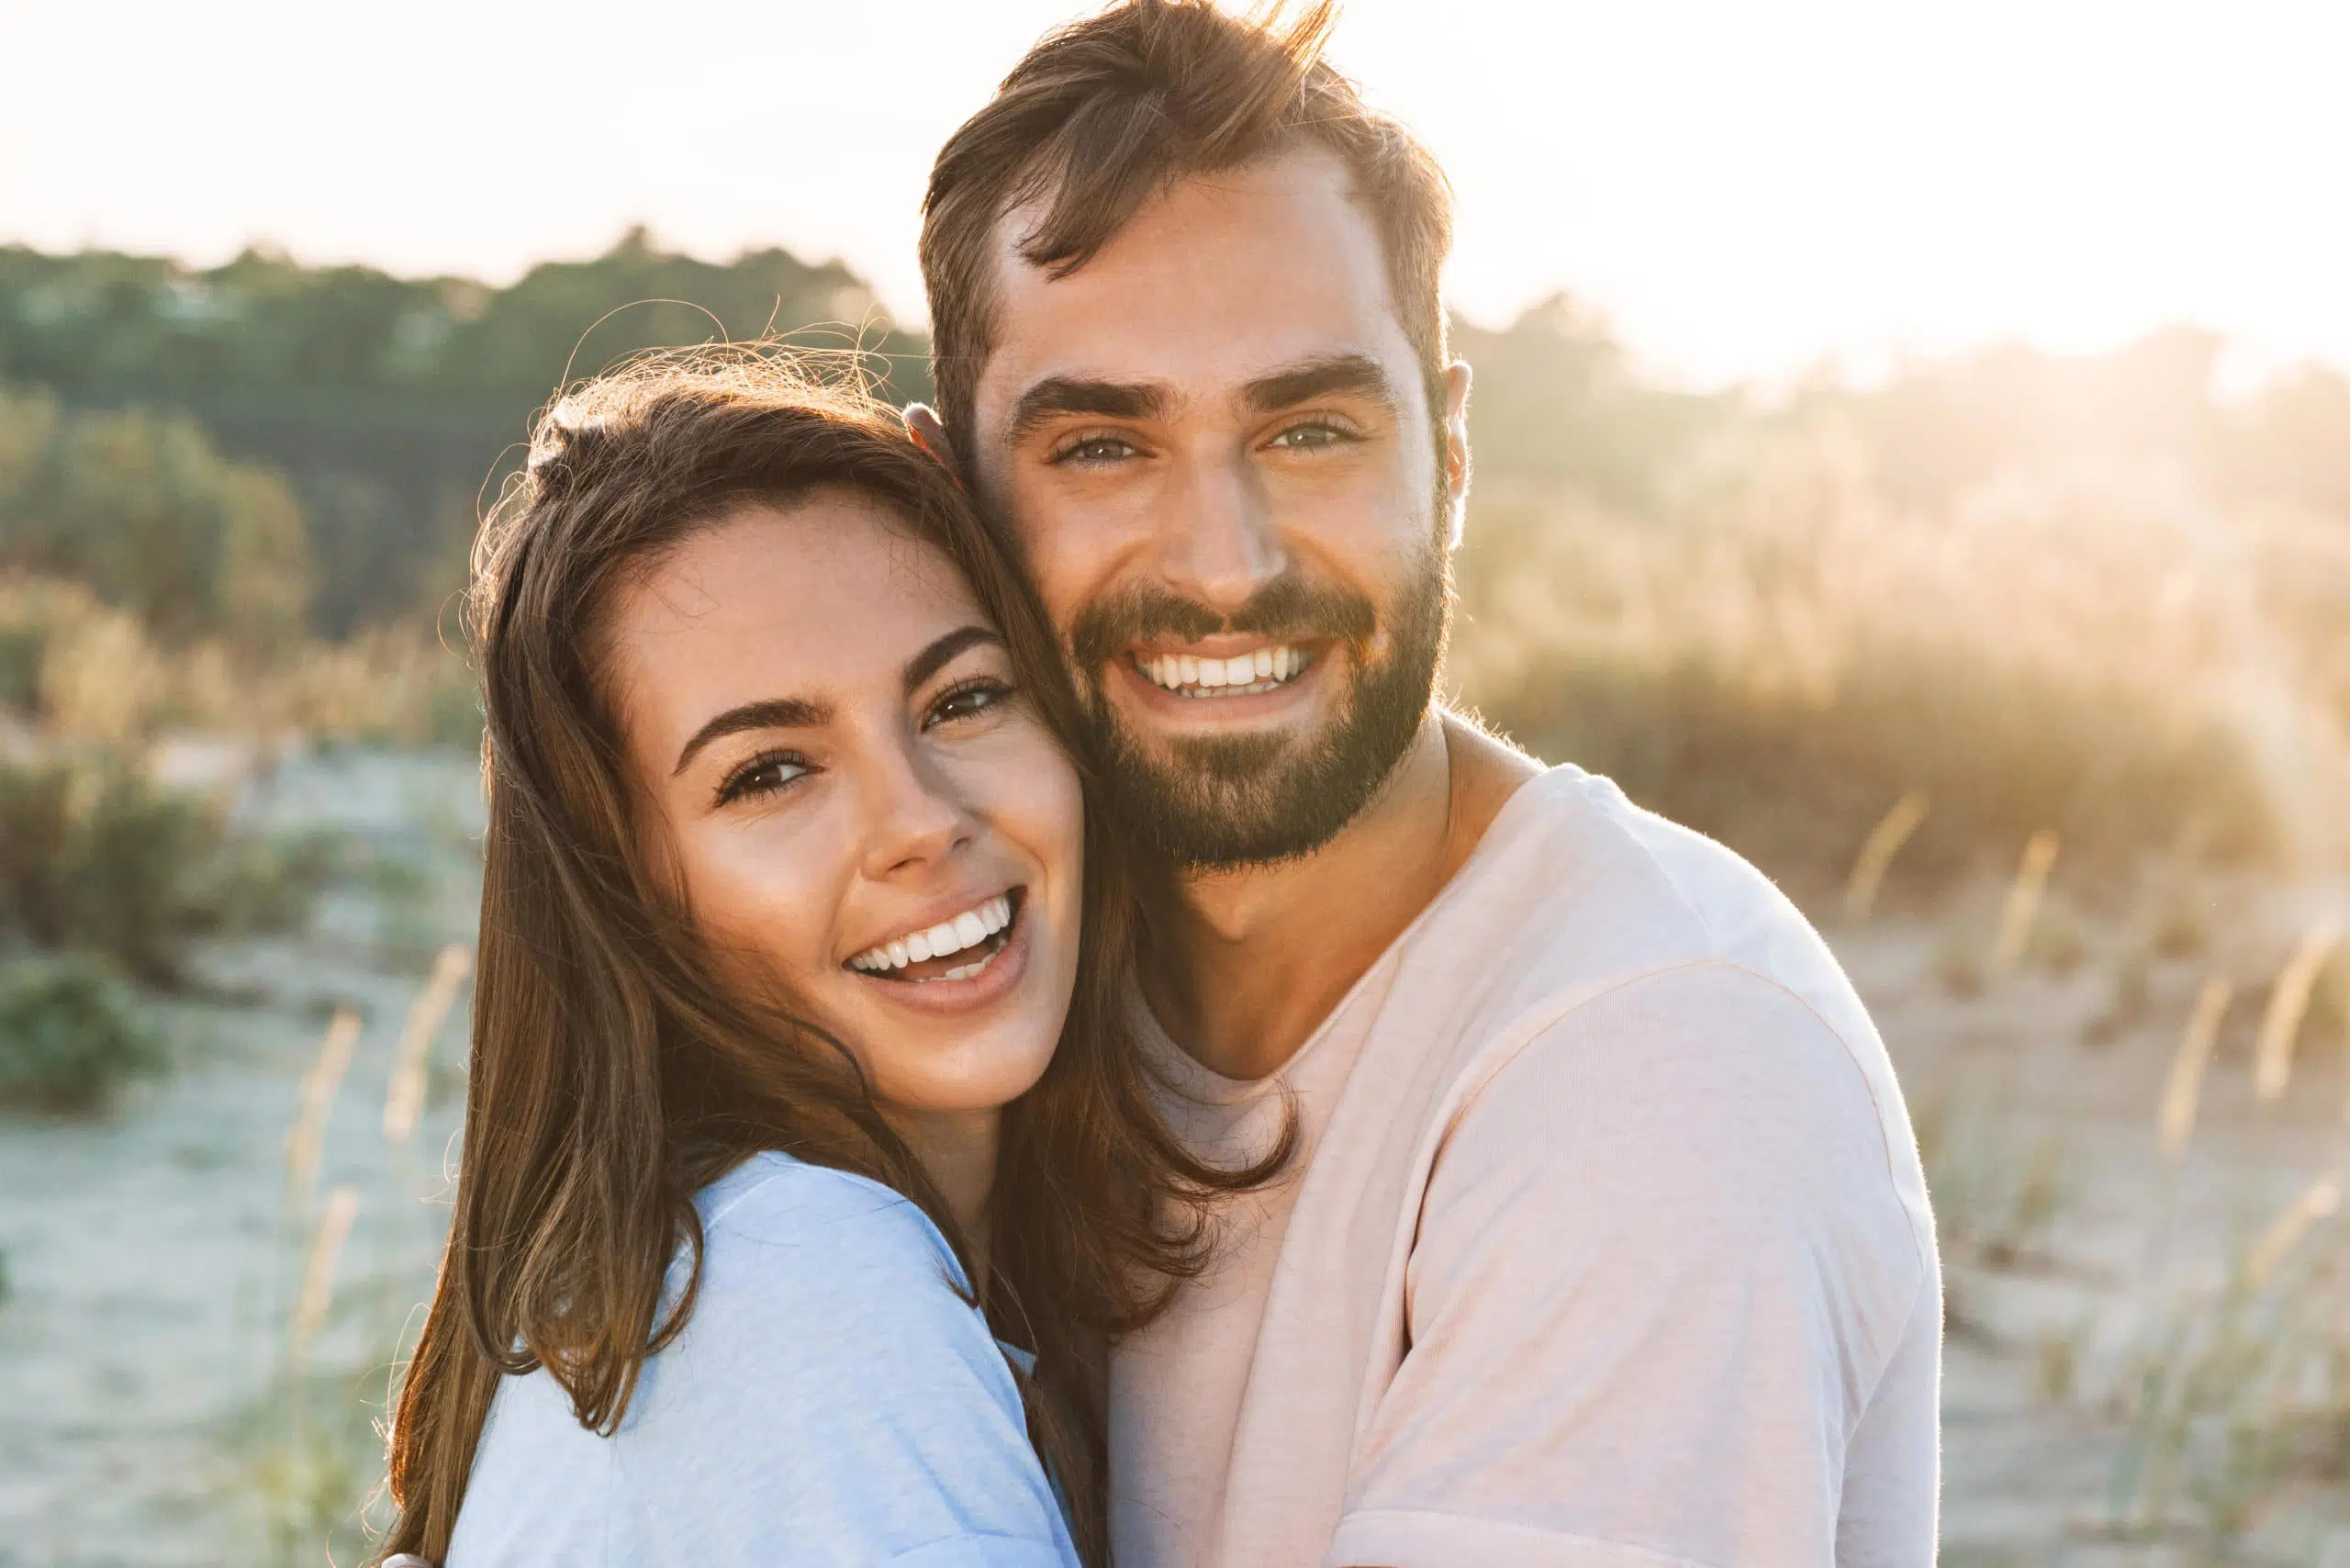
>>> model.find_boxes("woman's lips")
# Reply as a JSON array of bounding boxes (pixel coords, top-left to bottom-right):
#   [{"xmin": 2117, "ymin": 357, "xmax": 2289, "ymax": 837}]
[
  {"xmin": 845, "ymin": 889, "xmax": 1018, "ymax": 975},
  {"xmin": 846, "ymin": 891, "xmax": 1033, "ymax": 1016}
]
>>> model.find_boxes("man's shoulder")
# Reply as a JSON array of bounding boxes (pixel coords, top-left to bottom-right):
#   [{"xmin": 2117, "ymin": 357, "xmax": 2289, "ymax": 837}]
[
  {"xmin": 1382, "ymin": 765, "xmax": 1934, "ymax": 1280},
  {"xmin": 1406, "ymin": 762, "xmax": 1848, "ymax": 1022},
  {"xmin": 1386, "ymin": 764, "xmax": 1920, "ymax": 1177}
]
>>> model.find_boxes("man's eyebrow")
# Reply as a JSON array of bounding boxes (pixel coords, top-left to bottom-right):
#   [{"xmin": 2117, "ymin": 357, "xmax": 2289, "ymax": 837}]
[
  {"xmin": 672, "ymin": 696, "xmax": 831, "ymax": 777},
  {"xmin": 1243, "ymin": 353, "xmax": 1398, "ymax": 415},
  {"xmin": 903, "ymin": 624, "xmax": 1002, "ymax": 696},
  {"xmin": 1006, "ymin": 375, "xmax": 1171, "ymax": 448}
]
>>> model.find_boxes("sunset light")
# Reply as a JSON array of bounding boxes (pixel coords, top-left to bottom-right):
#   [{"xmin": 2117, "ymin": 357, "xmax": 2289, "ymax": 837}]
[{"xmin": 4, "ymin": 0, "xmax": 2346, "ymax": 385}]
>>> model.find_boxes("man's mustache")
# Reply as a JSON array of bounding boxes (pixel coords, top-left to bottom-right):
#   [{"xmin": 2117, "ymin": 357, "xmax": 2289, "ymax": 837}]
[{"xmin": 1069, "ymin": 577, "xmax": 1379, "ymax": 669}]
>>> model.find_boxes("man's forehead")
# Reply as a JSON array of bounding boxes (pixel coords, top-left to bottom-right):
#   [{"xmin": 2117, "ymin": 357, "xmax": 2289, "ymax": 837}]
[{"xmin": 977, "ymin": 147, "xmax": 1415, "ymax": 420}]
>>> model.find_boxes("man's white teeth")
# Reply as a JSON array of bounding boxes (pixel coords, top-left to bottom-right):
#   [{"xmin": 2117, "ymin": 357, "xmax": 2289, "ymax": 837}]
[
  {"xmin": 1137, "ymin": 645, "xmax": 1305, "ymax": 697},
  {"xmin": 848, "ymin": 893, "xmax": 1013, "ymax": 973}
]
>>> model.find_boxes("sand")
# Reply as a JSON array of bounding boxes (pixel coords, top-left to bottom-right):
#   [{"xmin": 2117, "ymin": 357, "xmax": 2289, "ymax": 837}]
[{"xmin": 5, "ymin": 747, "xmax": 2347, "ymax": 1565}]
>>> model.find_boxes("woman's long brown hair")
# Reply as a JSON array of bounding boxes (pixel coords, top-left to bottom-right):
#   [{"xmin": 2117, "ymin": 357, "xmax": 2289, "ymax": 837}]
[{"xmin": 378, "ymin": 353, "xmax": 1284, "ymax": 1566}]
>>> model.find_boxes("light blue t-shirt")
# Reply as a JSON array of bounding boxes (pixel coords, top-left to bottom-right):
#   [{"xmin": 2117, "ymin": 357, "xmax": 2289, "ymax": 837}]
[{"xmin": 443, "ymin": 1150, "xmax": 1080, "ymax": 1568}]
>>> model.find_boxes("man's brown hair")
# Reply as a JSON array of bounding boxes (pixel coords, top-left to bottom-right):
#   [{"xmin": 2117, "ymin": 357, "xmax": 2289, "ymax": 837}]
[{"xmin": 919, "ymin": 0, "xmax": 1455, "ymax": 467}]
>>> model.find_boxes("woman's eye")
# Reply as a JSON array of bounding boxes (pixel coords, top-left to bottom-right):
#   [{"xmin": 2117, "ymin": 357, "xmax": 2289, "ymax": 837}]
[
  {"xmin": 714, "ymin": 753, "xmax": 809, "ymax": 806},
  {"xmin": 1053, "ymin": 435, "xmax": 1141, "ymax": 466},
  {"xmin": 1268, "ymin": 421, "xmax": 1352, "ymax": 452},
  {"xmin": 927, "ymin": 679, "xmax": 1013, "ymax": 727}
]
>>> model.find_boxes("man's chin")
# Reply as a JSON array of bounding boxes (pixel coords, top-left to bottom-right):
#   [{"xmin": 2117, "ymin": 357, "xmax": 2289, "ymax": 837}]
[
  {"xmin": 1074, "ymin": 554, "xmax": 1449, "ymax": 871},
  {"xmin": 1090, "ymin": 714, "xmax": 1406, "ymax": 872}
]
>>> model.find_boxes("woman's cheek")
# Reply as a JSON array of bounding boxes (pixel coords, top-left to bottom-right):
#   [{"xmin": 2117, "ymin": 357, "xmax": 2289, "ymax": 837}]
[
  {"xmin": 681, "ymin": 815, "xmax": 834, "ymax": 993},
  {"xmin": 982, "ymin": 723, "xmax": 1085, "ymax": 867}
]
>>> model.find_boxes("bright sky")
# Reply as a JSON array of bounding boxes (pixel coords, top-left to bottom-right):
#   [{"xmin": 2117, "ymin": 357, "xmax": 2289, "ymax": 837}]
[{"xmin": 3, "ymin": 0, "xmax": 2346, "ymax": 388}]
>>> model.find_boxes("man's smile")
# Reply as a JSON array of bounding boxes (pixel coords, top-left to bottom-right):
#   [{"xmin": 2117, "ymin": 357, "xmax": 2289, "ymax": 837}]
[{"xmin": 1129, "ymin": 640, "xmax": 1316, "ymax": 700}]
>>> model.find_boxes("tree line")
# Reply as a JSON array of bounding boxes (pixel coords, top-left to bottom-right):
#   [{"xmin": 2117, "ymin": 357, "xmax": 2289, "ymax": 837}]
[{"xmin": 3, "ymin": 229, "xmax": 2345, "ymax": 649}]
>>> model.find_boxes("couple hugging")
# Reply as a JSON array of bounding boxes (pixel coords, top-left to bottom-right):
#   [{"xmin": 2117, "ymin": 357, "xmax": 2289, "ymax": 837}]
[{"xmin": 380, "ymin": 5, "xmax": 1941, "ymax": 1566}]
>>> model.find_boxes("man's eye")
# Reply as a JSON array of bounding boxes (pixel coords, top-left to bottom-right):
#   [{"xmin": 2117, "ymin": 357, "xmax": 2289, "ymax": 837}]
[
  {"xmin": 714, "ymin": 752, "xmax": 810, "ymax": 806},
  {"xmin": 1052, "ymin": 435, "xmax": 1141, "ymax": 465},
  {"xmin": 1268, "ymin": 422, "xmax": 1352, "ymax": 451},
  {"xmin": 927, "ymin": 679, "xmax": 1013, "ymax": 727}
]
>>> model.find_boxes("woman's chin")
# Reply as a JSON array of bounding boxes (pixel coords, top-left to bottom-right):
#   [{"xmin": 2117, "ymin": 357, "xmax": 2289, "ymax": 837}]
[{"xmin": 845, "ymin": 907, "xmax": 1080, "ymax": 1114}]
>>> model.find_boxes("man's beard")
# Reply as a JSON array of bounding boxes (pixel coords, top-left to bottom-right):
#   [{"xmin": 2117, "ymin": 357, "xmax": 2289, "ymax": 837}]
[{"xmin": 1067, "ymin": 551, "xmax": 1450, "ymax": 873}]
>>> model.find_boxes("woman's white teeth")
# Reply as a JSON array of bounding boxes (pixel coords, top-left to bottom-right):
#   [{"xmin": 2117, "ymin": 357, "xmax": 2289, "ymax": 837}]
[
  {"xmin": 849, "ymin": 894, "xmax": 1013, "ymax": 973},
  {"xmin": 1137, "ymin": 645, "xmax": 1305, "ymax": 697}
]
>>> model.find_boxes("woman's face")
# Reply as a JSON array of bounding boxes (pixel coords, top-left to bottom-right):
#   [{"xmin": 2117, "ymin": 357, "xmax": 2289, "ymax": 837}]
[{"xmin": 607, "ymin": 492, "xmax": 1085, "ymax": 1122}]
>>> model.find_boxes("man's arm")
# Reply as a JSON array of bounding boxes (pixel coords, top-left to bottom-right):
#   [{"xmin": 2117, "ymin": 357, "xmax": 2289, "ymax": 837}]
[{"xmin": 1332, "ymin": 961, "xmax": 1939, "ymax": 1568}]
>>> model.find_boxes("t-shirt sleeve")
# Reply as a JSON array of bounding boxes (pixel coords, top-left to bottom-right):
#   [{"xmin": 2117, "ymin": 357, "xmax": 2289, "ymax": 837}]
[
  {"xmin": 611, "ymin": 1163, "xmax": 1079, "ymax": 1568},
  {"xmin": 1330, "ymin": 962, "xmax": 1938, "ymax": 1568}
]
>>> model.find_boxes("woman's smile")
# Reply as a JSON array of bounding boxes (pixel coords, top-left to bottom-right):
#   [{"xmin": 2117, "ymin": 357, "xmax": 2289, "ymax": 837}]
[
  {"xmin": 847, "ymin": 885, "xmax": 1019, "ymax": 978},
  {"xmin": 845, "ymin": 887, "xmax": 1035, "ymax": 1015}
]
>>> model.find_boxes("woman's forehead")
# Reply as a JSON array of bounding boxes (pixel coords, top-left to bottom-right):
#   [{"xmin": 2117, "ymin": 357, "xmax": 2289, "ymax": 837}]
[
  {"xmin": 608, "ymin": 498, "xmax": 990, "ymax": 745},
  {"xmin": 632, "ymin": 496, "xmax": 979, "ymax": 642}
]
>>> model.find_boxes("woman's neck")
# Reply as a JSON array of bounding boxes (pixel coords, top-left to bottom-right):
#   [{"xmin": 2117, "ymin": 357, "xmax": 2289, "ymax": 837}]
[{"xmin": 884, "ymin": 1105, "xmax": 1002, "ymax": 1291}]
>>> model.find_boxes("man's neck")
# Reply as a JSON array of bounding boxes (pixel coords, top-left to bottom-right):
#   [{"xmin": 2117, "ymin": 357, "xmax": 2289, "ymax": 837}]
[{"xmin": 1141, "ymin": 709, "xmax": 1539, "ymax": 1081}]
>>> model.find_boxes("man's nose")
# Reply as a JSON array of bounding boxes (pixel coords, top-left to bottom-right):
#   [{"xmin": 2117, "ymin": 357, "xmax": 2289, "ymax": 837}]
[
  {"xmin": 858, "ymin": 743, "xmax": 979, "ymax": 880},
  {"xmin": 1154, "ymin": 442, "xmax": 1286, "ymax": 615}
]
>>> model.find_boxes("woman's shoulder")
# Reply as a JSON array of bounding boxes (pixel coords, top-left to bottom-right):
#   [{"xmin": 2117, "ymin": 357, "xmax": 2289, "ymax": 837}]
[
  {"xmin": 614, "ymin": 1156, "xmax": 1068, "ymax": 1558},
  {"xmin": 448, "ymin": 1153, "xmax": 1072, "ymax": 1565},
  {"xmin": 656, "ymin": 1152, "xmax": 993, "ymax": 1400},
  {"xmin": 690, "ymin": 1149, "xmax": 971, "ymax": 1303}
]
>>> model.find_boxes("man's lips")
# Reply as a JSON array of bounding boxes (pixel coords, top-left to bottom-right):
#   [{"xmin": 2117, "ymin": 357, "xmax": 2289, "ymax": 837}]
[{"xmin": 1127, "ymin": 639, "xmax": 1318, "ymax": 700}]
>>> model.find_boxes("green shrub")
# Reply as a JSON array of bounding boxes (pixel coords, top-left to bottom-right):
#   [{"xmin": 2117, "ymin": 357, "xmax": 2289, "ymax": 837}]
[
  {"xmin": 0, "ymin": 386, "xmax": 313, "ymax": 655},
  {"xmin": 0, "ymin": 752, "xmax": 330, "ymax": 987},
  {"xmin": 0, "ymin": 952, "xmax": 164, "ymax": 1113}
]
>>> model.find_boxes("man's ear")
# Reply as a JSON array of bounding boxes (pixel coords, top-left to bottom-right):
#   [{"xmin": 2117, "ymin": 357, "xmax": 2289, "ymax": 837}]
[
  {"xmin": 1441, "ymin": 361, "xmax": 1472, "ymax": 551},
  {"xmin": 901, "ymin": 403, "xmax": 965, "ymax": 487}
]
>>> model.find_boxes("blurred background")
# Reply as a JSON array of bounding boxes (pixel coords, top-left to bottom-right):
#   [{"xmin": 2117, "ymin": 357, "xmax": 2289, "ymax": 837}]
[{"xmin": 1, "ymin": 1, "xmax": 2346, "ymax": 1562}]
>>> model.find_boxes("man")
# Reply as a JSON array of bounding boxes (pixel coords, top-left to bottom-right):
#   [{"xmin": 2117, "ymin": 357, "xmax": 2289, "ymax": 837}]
[{"xmin": 909, "ymin": 4, "xmax": 1941, "ymax": 1565}]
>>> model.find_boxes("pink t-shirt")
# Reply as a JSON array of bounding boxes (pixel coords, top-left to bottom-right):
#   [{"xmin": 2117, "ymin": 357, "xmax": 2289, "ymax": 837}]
[{"xmin": 1109, "ymin": 767, "xmax": 1941, "ymax": 1568}]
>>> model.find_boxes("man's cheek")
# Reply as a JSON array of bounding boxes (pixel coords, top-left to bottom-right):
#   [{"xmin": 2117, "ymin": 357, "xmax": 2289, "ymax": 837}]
[{"xmin": 1012, "ymin": 513, "xmax": 1103, "ymax": 634}]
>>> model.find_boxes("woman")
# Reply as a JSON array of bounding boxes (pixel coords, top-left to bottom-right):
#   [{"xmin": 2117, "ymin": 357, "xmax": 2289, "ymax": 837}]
[{"xmin": 377, "ymin": 353, "xmax": 1279, "ymax": 1567}]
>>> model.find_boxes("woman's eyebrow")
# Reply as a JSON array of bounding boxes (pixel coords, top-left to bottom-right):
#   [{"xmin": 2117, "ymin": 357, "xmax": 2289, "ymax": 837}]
[
  {"xmin": 903, "ymin": 624, "xmax": 1002, "ymax": 696},
  {"xmin": 670, "ymin": 626, "xmax": 1001, "ymax": 776},
  {"xmin": 673, "ymin": 696, "xmax": 831, "ymax": 776}
]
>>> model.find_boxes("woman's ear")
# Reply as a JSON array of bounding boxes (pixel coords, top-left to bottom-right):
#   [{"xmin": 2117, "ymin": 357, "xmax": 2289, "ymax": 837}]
[{"xmin": 901, "ymin": 404, "xmax": 964, "ymax": 488}]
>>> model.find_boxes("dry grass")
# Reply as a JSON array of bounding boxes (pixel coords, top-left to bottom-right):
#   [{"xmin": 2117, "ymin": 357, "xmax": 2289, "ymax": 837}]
[
  {"xmin": 240, "ymin": 953, "xmax": 476, "ymax": 1568},
  {"xmin": 2255, "ymin": 924, "xmax": 2344, "ymax": 1103},
  {"xmin": 1845, "ymin": 790, "xmax": 1931, "ymax": 920},
  {"xmin": 0, "ymin": 570, "xmax": 476, "ymax": 749},
  {"xmin": 1448, "ymin": 417, "xmax": 2350, "ymax": 888},
  {"xmin": 383, "ymin": 944, "xmax": 472, "ymax": 1145},
  {"xmin": 1924, "ymin": 889, "xmax": 2350, "ymax": 1557},
  {"xmin": 2157, "ymin": 978, "xmax": 2234, "ymax": 1163}
]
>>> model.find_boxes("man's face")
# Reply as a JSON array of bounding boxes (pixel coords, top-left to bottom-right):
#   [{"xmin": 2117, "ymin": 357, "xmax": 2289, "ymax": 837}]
[{"xmin": 966, "ymin": 146, "xmax": 1470, "ymax": 871}]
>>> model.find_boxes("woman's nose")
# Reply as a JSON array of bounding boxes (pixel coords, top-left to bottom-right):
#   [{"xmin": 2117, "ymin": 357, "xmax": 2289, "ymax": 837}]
[{"xmin": 857, "ymin": 745, "xmax": 979, "ymax": 880}]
